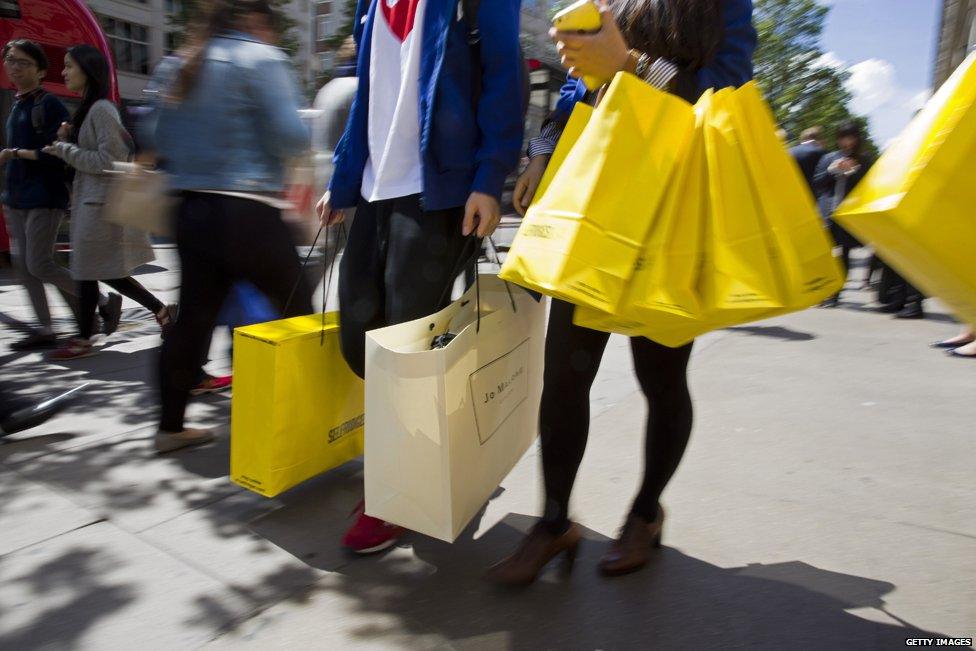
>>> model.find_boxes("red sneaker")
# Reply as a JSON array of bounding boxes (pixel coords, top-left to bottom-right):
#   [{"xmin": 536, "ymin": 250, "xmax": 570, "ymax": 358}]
[
  {"xmin": 342, "ymin": 501, "xmax": 405, "ymax": 554},
  {"xmin": 190, "ymin": 374, "xmax": 232, "ymax": 396}
]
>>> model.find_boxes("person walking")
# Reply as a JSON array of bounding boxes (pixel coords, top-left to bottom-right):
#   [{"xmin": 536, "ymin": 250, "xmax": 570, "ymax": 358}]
[
  {"xmin": 790, "ymin": 126, "xmax": 827, "ymax": 193},
  {"xmin": 43, "ymin": 46, "xmax": 169, "ymax": 360},
  {"xmin": 147, "ymin": 0, "xmax": 313, "ymax": 453},
  {"xmin": 0, "ymin": 39, "xmax": 120, "ymax": 350},
  {"xmin": 316, "ymin": 0, "xmax": 526, "ymax": 554},
  {"xmin": 813, "ymin": 122, "xmax": 874, "ymax": 308},
  {"xmin": 485, "ymin": 0, "xmax": 757, "ymax": 586}
]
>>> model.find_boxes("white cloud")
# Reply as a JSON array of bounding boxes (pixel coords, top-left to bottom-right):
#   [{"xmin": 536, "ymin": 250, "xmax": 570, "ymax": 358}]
[
  {"xmin": 847, "ymin": 58, "xmax": 897, "ymax": 115},
  {"xmin": 907, "ymin": 89, "xmax": 931, "ymax": 113},
  {"xmin": 811, "ymin": 53, "xmax": 930, "ymax": 148},
  {"xmin": 815, "ymin": 51, "xmax": 845, "ymax": 70}
]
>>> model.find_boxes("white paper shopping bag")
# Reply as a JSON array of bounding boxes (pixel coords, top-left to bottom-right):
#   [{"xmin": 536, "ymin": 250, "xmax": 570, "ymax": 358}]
[{"xmin": 363, "ymin": 274, "xmax": 547, "ymax": 542}]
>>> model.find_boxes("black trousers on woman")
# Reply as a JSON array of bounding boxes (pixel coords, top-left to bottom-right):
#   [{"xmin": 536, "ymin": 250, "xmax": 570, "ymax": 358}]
[
  {"xmin": 158, "ymin": 192, "xmax": 314, "ymax": 433},
  {"xmin": 540, "ymin": 299, "xmax": 694, "ymax": 534},
  {"xmin": 78, "ymin": 277, "xmax": 164, "ymax": 340}
]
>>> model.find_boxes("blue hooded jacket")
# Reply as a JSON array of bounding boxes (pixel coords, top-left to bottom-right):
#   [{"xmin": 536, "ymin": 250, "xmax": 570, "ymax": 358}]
[
  {"xmin": 329, "ymin": 0, "xmax": 756, "ymax": 211},
  {"xmin": 328, "ymin": 0, "xmax": 524, "ymax": 211}
]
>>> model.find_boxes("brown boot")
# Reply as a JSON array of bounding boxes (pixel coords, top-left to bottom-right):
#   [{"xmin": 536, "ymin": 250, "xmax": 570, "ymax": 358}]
[
  {"xmin": 483, "ymin": 523, "xmax": 581, "ymax": 587},
  {"xmin": 598, "ymin": 507, "xmax": 664, "ymax": 577}
]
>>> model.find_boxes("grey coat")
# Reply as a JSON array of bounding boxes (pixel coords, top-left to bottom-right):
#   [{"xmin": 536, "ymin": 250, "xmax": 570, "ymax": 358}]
[{"xmin": 50, "ymin": 100, "xmax": 154, "ymax": 280}]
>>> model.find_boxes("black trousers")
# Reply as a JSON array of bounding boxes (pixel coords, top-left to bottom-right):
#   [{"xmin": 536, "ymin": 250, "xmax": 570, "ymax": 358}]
[
  {"xmin": 78, "ymin": 277, "xmax": 164, "ymax": 339},
  {"xmin": 158, "ymin": 193, "xmax": 313, "ymax": 432},
  {"xmin": 878, "ymin": 262, "xmax": 923, "ymax": 306},
  {"xmin": 540, "ymin": 299, "xmax": 694, "ymax": 533},
  {"xmin": 338, "ymin": 194, "xmax": 473, "ymax": 379}
]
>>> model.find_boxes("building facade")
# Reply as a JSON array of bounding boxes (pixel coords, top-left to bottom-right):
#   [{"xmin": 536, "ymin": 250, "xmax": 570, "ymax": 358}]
[
  {"xmin": 86, "ymin": 0, "xmax": 318, "ymax": 103},
  {"xmin": 935, "ymin": 0, "xmax": 976, "ymax": 86},
  {"xmin": 85, "ymin": 0, "xmax": 177, "ymax": 102},
  {"xmin": 83, "ymin": 0, "xmax": 565, "ymax": 105}
]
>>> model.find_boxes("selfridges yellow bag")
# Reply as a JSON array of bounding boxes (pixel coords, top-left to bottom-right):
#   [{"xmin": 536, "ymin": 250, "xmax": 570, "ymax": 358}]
[
  {"xmin": 697, "ymin": 88, "xmax": 785, "ymax": 325},
  {"xmin": 231, "ymin": 313, "xmax": 364, "ymax": 497},
  {"xmin": 835, "ymin": 52, "xmax": 976, "ymax": 326},
  {"xmin": 575, "ymin": 84, "xmax": 841, "ymax": 346},
  {"xmin": 728, "ymin": 83, "xmax": 844, "ymax": 309},
  {"xmin": 500, "ymin": 72, "xmax": 695, "ymax": 313},
  {"xmin": 573, "ymin": 92, "xmax": 711, "ymax": 347},
  {"xmin": 531, "ymin": 103, "xmax": 593, "ymax": 206}
]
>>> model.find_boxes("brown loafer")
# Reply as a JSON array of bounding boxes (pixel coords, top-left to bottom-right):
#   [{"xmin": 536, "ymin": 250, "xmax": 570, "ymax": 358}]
[
  {"xmin": 598, "ymin": 506, "xmax": 665, "ymax": 577},
  {"xmin": 483, "ymin": 522, "xmax": 581, "ymax": 587}
]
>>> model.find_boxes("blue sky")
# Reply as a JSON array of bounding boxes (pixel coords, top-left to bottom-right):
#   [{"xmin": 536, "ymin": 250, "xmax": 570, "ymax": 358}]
[{"xmin": 819, "ymin": 0, "xmax": 941, "ymax": 146}]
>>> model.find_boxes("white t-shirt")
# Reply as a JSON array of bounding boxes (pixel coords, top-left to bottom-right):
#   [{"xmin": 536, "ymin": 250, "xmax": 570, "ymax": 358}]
[{"xmin": 361, "ymin": 0, "xmax": 427, "ymax": 202}]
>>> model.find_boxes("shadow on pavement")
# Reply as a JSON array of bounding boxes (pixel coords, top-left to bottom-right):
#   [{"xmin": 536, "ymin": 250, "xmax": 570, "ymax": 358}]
[
  {"xmin": 306, "ymin": 514, "xmax": 947, "ymax": 649},
  {"xmin": 0, "ymin": 548, "xmax": 135, "ymax": 649},
  {"xmin": 726, "ymin": 325, "xmax": 816, "ymax": 342}
]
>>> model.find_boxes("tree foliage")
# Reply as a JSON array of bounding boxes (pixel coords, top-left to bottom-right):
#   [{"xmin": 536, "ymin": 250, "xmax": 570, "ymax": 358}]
[{"xmin": 753, "ymin": 0, "xmax": 877, "ymax": 155}]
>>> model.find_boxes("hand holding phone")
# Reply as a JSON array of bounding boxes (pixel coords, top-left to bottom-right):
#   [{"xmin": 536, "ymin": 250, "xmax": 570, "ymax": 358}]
[{"xmin": 551, "ymin": 0, "xmax": 603, "ymax": 90}]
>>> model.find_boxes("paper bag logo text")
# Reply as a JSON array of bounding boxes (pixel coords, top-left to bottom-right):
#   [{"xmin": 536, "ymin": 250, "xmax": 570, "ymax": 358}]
[{"xmin": 469, "ymin": 340, "xmax": 530, "ymax": 445}]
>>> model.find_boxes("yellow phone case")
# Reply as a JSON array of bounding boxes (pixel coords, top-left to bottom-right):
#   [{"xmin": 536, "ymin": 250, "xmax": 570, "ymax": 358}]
[{"xmin": 552, "ymin": 0, "xmax": 603, "ymax": 90}]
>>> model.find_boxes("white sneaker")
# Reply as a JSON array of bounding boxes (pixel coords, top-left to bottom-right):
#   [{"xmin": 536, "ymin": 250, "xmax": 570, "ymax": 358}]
[{"xmin": 154, "ymin": 428, "xmax": 214, "ymax": 454}]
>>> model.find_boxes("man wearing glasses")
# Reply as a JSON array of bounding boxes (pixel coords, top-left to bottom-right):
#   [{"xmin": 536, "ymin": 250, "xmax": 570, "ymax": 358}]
[{"xmin": 1, "ymin": 39, "xmax": 91, "ymax": 350}]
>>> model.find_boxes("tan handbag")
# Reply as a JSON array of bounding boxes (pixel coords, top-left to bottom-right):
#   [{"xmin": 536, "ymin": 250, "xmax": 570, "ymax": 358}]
[{"xmin": 104, "ymin": 163, "xmax": 177, "ymax": 237}]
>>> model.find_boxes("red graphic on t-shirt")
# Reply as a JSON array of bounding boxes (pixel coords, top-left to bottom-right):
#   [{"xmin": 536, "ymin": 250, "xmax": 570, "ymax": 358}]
[{"xmin": 380, "ymin": 0, "xmax": 422, "ymax": 42}]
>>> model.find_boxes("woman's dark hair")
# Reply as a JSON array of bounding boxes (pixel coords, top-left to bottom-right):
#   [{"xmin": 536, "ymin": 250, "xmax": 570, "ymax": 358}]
[
  {"xmin": 67, "ymin": 45, "xmax": 111, "ymax": 142},
  {"xmin": 610, "ymin": 0, "xmax": 724, "ymax": 72},
  {"xmin": 3, "ymin": 39, "xmax": 49, "ymax": 72},
  {"xmin": 170, "ymin": 0, "xmax": 275, "ymax": 103},
  {"xmin": 836, "ymin": 121, "xmax": 864, "ymax": 153}
]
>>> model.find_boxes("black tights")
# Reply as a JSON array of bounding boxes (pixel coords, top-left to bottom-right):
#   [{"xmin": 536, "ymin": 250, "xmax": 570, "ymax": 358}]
[
  {"xmin": 540, "ymin": 299, "xmax": 694, "ymax": 534},
  {"xmin": 79, "ymin": 277, "xmax": 164, "ymax": 339}
]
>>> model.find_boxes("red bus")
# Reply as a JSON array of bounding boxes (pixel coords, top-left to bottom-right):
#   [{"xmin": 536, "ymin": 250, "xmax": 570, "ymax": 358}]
[{"xmin": 0, "ymin": 0, "xmax": 119, "ymax": 254}]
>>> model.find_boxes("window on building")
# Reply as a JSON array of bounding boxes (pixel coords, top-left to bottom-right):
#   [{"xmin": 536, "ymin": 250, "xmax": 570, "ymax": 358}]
[
  {"xmin": 165, "ymin": 32, "xmax": 180, "ymax": 55},
  {"xmin": 318, "ymin": 0, "xmax": 343, "ymax": 40},
  {"xmin": 166, "ymin": 0, "xmax": 183, "ymax": 13},
  {"xmin": 100, "ymin": 17, "xmax": 151, "ymax": 76}
]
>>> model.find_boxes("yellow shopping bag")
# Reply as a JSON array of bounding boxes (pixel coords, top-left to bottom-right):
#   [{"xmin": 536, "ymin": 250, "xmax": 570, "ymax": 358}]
[
  {"xmin": 231, "ymin": 313, "xmax": 364, "ymax": 497},
  {"xmin": 500, "ymin": 72, "xmax": 695, "ymax": 313},
  {"xmin": 531, "ymin": 103, "xmax": 593, "ymax": 207},
  {"xmin": 728, "ymin": 83, "xmax": 844, "ymax": 309},
  {"xmin": 574, "ymin": 92, "xmax": 711, "ymax": 347},
  {"xmin": 698, "ymin": 88, "xmax": 786, "ymax": 324},
  {"xmin": 835, "ymin": 52, "xmax": 976, "ymax": 326}
]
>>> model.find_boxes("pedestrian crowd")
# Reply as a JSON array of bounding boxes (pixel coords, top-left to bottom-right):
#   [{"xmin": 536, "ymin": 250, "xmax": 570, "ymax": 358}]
[{"xmin": 0, "ymin": 0, "xmax": 970, "ymax": 587}]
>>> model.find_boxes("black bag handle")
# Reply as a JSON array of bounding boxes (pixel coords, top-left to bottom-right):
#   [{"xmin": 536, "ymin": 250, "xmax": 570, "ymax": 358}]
[
  {"xmin": 435, "ymin": 235, "xmax": 518, "ymax": 337},
  {"xmin": 283, "ymin": 223, "xmax": 348, "ymax": 345}
]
